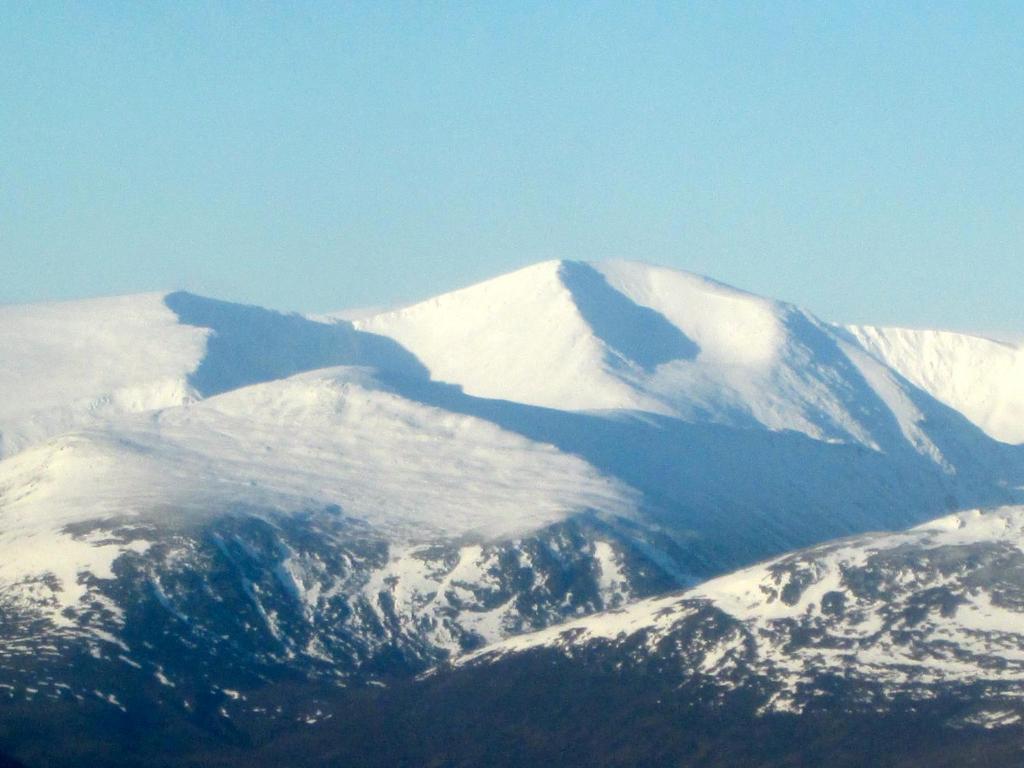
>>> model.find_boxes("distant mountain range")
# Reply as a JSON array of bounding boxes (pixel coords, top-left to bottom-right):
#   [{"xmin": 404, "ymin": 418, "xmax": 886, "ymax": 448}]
[{"xmin": 1, "ymin": 261, "xmax": 1022, "ymax": 766}]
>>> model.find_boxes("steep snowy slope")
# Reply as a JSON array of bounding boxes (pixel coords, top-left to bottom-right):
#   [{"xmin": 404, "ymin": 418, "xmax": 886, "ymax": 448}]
[
  {"xmin": 847, "ymin": 325, "xmax": 1024, "ymax": 444},
  {"xmin": 465, "ymin": 505, "xmax": 1024, "ymax": 721},
  {"xmin": 356, "ymin": 261, "xmax": 645, "ymax": 412}
]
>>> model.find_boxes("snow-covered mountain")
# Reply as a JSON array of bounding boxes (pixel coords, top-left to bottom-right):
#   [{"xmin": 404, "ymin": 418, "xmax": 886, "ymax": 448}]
[
  {"xmin": 463, "ymin": 504, "xmax": 1024, "ymax": 725},
  {"xmin": 1, "ymin": 261, "xmax": 1022, "ymax": 747},
  {"xmin": 358, "ymin": 260, "xmax": 1024, "ymax": 450}
]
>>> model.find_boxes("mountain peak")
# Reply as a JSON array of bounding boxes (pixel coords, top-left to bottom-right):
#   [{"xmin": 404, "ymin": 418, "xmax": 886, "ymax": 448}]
[{"xmin": 355, "ymin": 259, "xmax": 791, "ymax": 418}]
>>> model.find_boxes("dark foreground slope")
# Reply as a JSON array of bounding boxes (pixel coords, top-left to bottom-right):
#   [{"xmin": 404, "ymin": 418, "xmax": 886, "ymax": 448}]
[{"xmin": 1, "ymin": 658, "xmax": 1021, "ymax": 768}]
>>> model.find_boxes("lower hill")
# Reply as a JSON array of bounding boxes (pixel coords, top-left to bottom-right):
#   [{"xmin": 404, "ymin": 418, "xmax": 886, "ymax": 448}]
[{"xmin": 4, "ymin": 506, "xmax": 1024, "ymax": 767}]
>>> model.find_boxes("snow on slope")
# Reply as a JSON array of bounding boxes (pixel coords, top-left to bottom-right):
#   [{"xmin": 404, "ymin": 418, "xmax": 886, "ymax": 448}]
[
  {"xmin": 356, "ymin": 260, "xmax": 977, "ymax": 453},
  {"xmin": 847, "ymin": 325, "xmax": 1024, "ymax": 444},
  {"xmin": 0, "ymin": 366, "xmax": 635, "ymax": 620},
  {"xmin": 487, "ymin": 507, "xmax": 1024, "ymax": 651},
  {"xmin": 465, "ymin": 505, "xmax": 1024, "ymax": 712},
  {"xmin": 0, "ymin": 294, "xmax": 207, "ymax": 458}
]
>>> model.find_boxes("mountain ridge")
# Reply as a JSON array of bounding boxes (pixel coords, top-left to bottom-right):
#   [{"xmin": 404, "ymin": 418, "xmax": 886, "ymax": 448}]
[{"xmin": 1, "ymin": 259, "xmax": 1022, "ymax": 724}]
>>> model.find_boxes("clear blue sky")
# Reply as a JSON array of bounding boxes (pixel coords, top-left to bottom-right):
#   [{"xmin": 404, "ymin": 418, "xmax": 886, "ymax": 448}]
[{"xmin": 2, "ymin": 2, "xmax": 1022, "ymax": 337}]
